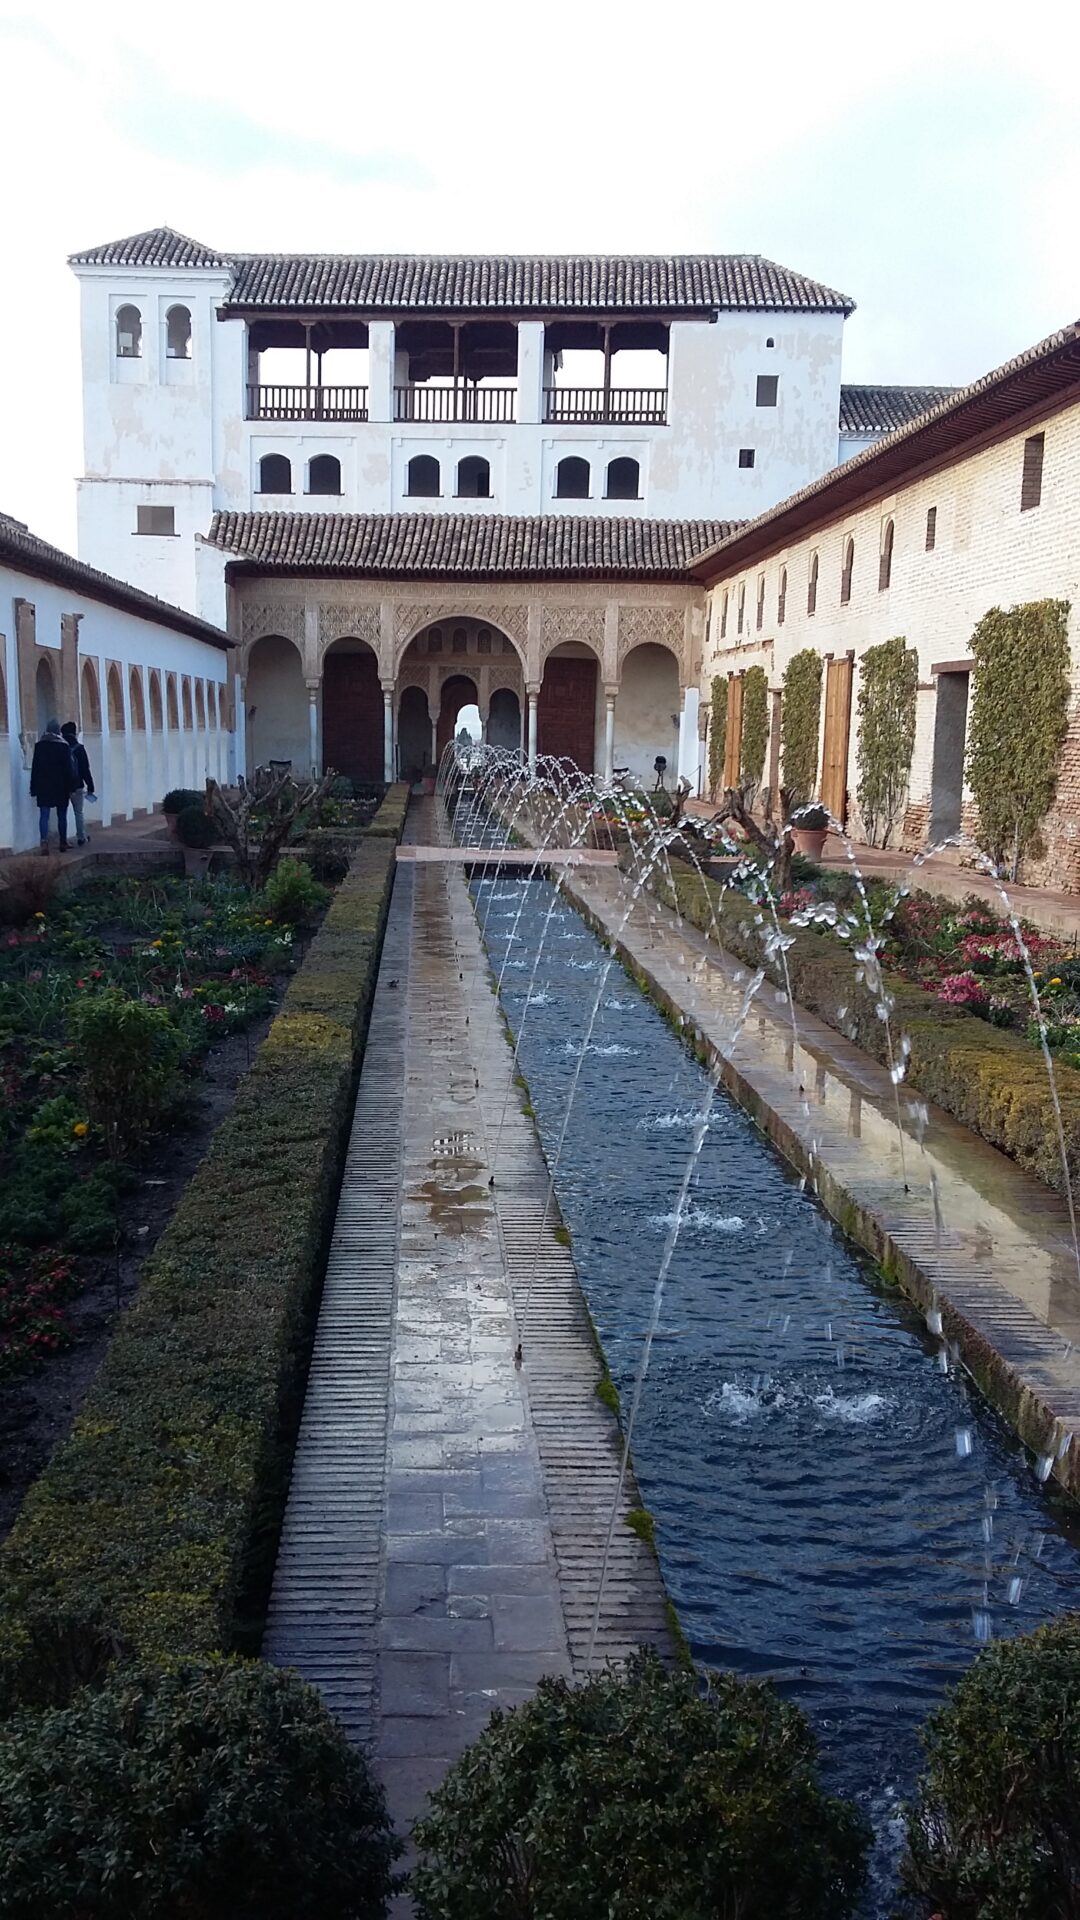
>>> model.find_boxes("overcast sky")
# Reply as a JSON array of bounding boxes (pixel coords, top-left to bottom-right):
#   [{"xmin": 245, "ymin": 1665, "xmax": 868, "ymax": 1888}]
[{"xmin": 1, "ymin": 0, "xmax": 1078, "ymax": 550}]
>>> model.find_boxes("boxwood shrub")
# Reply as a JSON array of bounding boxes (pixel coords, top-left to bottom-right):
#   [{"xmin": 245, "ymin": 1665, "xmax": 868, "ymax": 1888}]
[{"xmin": 0, "ymin": 787, "xmax": 407, "ymax": 1709}]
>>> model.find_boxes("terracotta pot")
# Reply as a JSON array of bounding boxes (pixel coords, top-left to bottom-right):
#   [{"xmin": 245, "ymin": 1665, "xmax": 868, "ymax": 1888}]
[{"xmin": 792, "ymin": 826, "xmax": 828, "ymax": 859}]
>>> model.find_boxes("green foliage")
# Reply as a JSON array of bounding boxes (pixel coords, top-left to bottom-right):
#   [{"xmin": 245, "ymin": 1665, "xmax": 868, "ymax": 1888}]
[
  {"xmin": 412, "ymin": 1649, "xmax": 868, "ymax": 1920},
  {"xmin": 0, "ymin": 793, "xmax": 405, "ymax": 1708},
  {"xmin": 855, "ymin": 636, "xmax": 918, "ymax": 848},
  {"xmin": 68, "ymin": 987, "xmax": 185, "ymax": 1152},
  {"xmin": 966, "ymin": 600, "xmax": 1071, "ymax": 875},
  {"xmin": 740, "ymin": 664, "xmax": 769, "ymax": 797},
  {"xmin": 781, "ymin": 650, "xmax": 823, "ymax": 805},
  {"xmin": 175, "ymin": 803, "xmax": 216, "ymax": 848},
  {"xmin": 0, "ymin": 1658, "xmax": 398, "ymax": 1919},
  {"xmin": 708, "ymin": 674, "xmax": 727, "ymax": 798},
  {"xmin": 904, "ymin": 1614, "xmax": 1080, "ymax": 1920},
  {"xmin": 161, "ymin": 787, "xmax": 204, "ymax": 815},
  {"xmin": 262, "ymin": 855, "xmax": 330, "ymax": 927}
]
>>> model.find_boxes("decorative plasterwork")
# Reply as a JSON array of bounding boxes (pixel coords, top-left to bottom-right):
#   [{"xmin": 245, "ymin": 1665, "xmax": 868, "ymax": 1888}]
[
  {"xmin": 539, "ymin": 605, "xmax": 605, "ymax": 662},
  {"xmin": 393, "ymin": 601, "xmax": 529, "ymax": 662},
  {"xmin": 319, "ymin": 602, "xmax": 380, "ymax": 649},
  {"xmin": 616, "ymin": 602, "xmax": 685, "ymax": 663},
  {"xmin": 240, "ymin": 602, "xmax": 305, "ymax": 646}
]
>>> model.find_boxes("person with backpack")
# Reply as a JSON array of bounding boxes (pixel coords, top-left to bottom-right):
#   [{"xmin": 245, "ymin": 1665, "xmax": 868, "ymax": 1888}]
[
  {"xmin": 29, "ymin": 718, "xmax": 77, "ymax": 853},
  {"xmin": 61, "ymin": 721, "xmax": 96, "ymax": 846}
]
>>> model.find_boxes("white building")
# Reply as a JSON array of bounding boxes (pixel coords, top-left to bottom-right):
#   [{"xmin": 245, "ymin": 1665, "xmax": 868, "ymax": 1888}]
[
  {"xmin": 694, "ymin": 322, "xmax": 1080, "ymax": 889},
  {"xmin": 70, "ymin": 227, "xmax": 859, "ymax": 618},
  {"xmin": 0, "ymin": 511, "xmax": 232, "ymax": 853}
]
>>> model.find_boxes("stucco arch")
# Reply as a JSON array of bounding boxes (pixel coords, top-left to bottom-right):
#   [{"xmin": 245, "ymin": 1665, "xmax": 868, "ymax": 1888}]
[
  {"xmin": 247, "ymin": 632, "xmax": 307, "ymax": 771},
  {"xmin": 613, "ymin": 642, "xmax": 680, "ymax": 785},
  {"xmin": 392, "ymin": 608, "xmax": 526, "ymax": 679}
]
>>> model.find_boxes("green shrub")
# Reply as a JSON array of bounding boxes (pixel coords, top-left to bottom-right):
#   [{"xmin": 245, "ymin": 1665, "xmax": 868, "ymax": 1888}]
[
  {"xmin": 855, "ymin": 635, "xmax": 918, "ymax": 848},
  {"xmin": 967, "ymin": 600, "xmax": 1071, "ymax": 876},
  {"xmin": 161, "ymin": 787, "xmax": 204, "ymax": 815},
  {"xmin": 708, "ymin": 674, "xmax": 727, "ymax": 799},
  {"xmin": 781, "ymin": 649, "xmax": 823, "ymax": 804},
  {"xmin": 69, "ymin": 987, "xmax": 185, "ymax": 1152},
  {"xmin": 740, "ymin": 663, "xmax": 769, "ymax": 797},
  {"xmin": 176, "ymin": 803, "xmax": 216, "ymax": 848},
  {"xmin": 412, "ymin": 1648, "xmax": 868, "ymax": 1920},
  {"xmin": 0, "ymin": 809, "xmax": 402, "ymax": 1705},
  {"xmin": 904, "ymin": 1614, "xmax": 1080, "ymax": 1920},
  {"xmin": 0, "ymin": 1657, "xmax": 398, "ymax": 1919},
  {"xmin": 262, "ymin": 854, "xmax": 331, "ymax": 926}
]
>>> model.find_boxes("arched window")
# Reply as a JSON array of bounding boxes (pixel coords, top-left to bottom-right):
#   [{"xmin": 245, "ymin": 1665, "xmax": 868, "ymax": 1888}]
[
  {"xmin": 406, "ymin": 454, "xmax": 440, "ymax": 498},
  {"xmin": 840, "ymin": 537, "xmax": 854, "ymax": 606},
  {"xmin": 166, "ymin": 304, "xmax": 192, "ymax": 359},
  {"xmin": 107, "ymin": 665, "xmax": 125, "ymax": 731},
  {"xmin": 605, "ymin": 456, "xmax": 640, "ymax": 500},
  {"xmin": 307, "ymin": 454, "xmax": 341, "ymax": 496},
  {"xmin": 149, "ymin": 671, "xmax": 163, "ymax": 731},
  {"xmin": 129, "ymin": 667, "xmax": 146, "ymax": 730},
  {"xmin": 195, "ymin": 682, "xmax": 206, "ymax": 728},
  {"xmin": 35, "ymin": 658, "xmax": 57, "ymax": 735},
  {"xmin": 878, "ymin": 518, "xmax": 895, "ymax": 591},
  {"xmin": 167, "ymin": 677, "xmax": 179, "ymax": 729},
  {"xmin": 555, "ymin": 456, "xmax": 590, "ymax": 499},
  {"xmin": 756, "ymin": 574, "xmax": 765, "ymax": 631},
  {"xmin": 737, "ymin": 583, "xmax": 746, "ymax": 634},
  {"xmin": 182, "ymin": 680, "xmax": 194, "ymax": 729},
  {"xmin": 115, "ymin": 304, "xmax": 142, "ymax": 358},
  {"xmin": 258, "ymin": 453, "xmax": 292, "ymax": 494},
  {"xmin": 720, "ymin": 591, "xmax": 728, "ymax": 640},
  {"xmin": 807, "ymin": 553, "xmax": 819, "ymax": 617},
  {"xmin": 80, "ymin": 658, "xmax": 101, "ymax": 731},
  {"xmin": 456, "ymin": 455, "xmax": 490, "ymax": 499},
  {"xmin": 0, "ymin": 660, "xmax": 7, "ymax": 733},
  {"xmin": 208, "ymin": 683, "xmax": 219, "ymax": 726},
  {"xmin": 778, "ymin": 567, "xmax": 787, "ymax": 626}
]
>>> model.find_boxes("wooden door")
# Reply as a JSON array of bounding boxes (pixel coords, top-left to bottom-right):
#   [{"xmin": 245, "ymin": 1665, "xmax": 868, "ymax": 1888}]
[
  {"xmin": 722, "ymin": 674, "xmax": 744, "ymax": 789},
  {"xmin": 323, "ymin": 647, "xmax": 382, "ymax": 784},
  {"xmin": 537, "ymin": 656, "xmax": 597, "ymax": 772},
  {"xmin": 820, "ymin": 655, "xmax": 853, "ymax": 826}
]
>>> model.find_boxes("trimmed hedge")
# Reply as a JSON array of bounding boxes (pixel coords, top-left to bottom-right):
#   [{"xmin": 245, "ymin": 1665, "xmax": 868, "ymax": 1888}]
[
  {"xmin": 658, "ymin": 863, "xmax": 1080, "ymax": 1199},
  {"xmin": 0, "ymin": 786, "xmax": 408, "ymax": 1709}
]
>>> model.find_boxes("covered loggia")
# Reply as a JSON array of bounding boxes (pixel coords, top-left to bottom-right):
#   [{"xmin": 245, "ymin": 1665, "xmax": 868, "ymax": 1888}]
[
  {"xmin": 246, "ymin": 633, "xmax": 308, "ymax": 772},
  {"xmin": 613, "ymin": 642, "xmax": 681, "ymax": 786},
  {"xmin": 488, "ymin": 686, "xmax": 522, "ymax": 751},
  {"xmin": 322, "ymin": 637, "xmax": 383, "ymax": 785}
]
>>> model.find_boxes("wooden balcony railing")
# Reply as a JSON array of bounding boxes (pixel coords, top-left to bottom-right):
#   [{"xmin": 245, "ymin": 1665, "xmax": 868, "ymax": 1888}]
[
  {"xmin": 543, "ymin": 386, "xmax": 668, "ymax": 426},
  {"xmin": 394, "ymin": 385, "xmax": 517, "ymax": 424},
  {"xmin": 246, "ymin": 384, "xmax": 369, "ymax": 421}
]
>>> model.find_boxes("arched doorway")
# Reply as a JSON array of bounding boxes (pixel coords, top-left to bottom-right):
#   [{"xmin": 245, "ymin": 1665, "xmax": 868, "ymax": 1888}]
[
  {"xmin": 614, "ymin": 643, "xmax": 681, "ymax": 786},
  {"xmin": 35, "ymin": 656, "xmax": 57, "ymax": 734},
  {"xmin": 488, "ymin": 687, "xmax": 522, "ymax": 752},
  {"xmin": 397, "ymin": 685, "xmax": 431, "ymax": 783},
  {"xmin": 247, "ymin": 634, "xmax": 307, "ymax": 771},
  {"xmin": 437, "ymin": 674, "xmax": 479, "ymax": 763},
  {"xmin": 322, "ymin": 638, "xmax": 382, "ymax": 784},
  {"xmin": 538, "ymin": 645, "xmax": 597, "ymax": 772}
]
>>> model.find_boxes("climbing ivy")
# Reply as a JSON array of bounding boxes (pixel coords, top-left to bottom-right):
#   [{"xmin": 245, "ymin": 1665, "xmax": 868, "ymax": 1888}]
[
  {"xmin": 708, "ymin": 675, "xmax": 727, "ymax": 798},
  {"xmin": 855, "ymin": 636, "xmax": 919, "ymax": 848},
  {"xmin": 966, "ymin": 599, "xmax": 1071, "ymax": 876},
  {"xmin": 740, "ymin": 666, "xmax": 769, "ymax": 798},
  {"xmin": 781, "ymin": 650, "xmax": 822, "ymax": 804}
]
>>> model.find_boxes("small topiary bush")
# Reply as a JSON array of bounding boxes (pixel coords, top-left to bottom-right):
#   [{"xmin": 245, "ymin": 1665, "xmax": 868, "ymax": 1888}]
[
  {"xmin": 263, "ymin": 854, "xmax": 331, "ymax": 926},
  {"xmin": 162, "ymin": 787, "xmax": 204, "ymax": 816},
  {"xmin": 411, "ymin": 1649, "xmax": 869, "ymax": 1919},
  {"xmin": 0, "ymin": 1657, "xmax": 398, "ymax": 1919},
  {"xmin": 176, "ymin": 802, "xmax": 216, "ymax": 848},
  {"xmin": 903, "ymin": 1614, "xmax": 1080, "ymax": 1920}
]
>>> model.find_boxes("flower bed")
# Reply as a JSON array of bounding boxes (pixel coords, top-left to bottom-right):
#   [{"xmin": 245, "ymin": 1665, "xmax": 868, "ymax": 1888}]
[{"xmin": 0, "ymin": 788, "xmax": 407, "ymax": 1708}]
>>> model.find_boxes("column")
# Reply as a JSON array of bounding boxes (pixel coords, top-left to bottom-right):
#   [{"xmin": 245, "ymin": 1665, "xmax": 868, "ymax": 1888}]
[
  {"xmin": 515, "ymin": 319, "xmax": 545, "ymax": 426},
  {"xmin": 232, "ymin": 671, "xmax": 246, "ymax": 783},
  {"xmin": 478, "ymin": 703, "xmax": 489, "ymax": 745},
  {"xmin": 677, "ymin": 686, "xmax": 699, "ymax": 783},
  {"xmin": 382, "ymin": 684, "xmax": 394, "ymax": 783},
  {"xmin": 367, "ymin": 320, "xmax": 395, "ymax": 426},
  {"xmin": 527, "ymin": 687, "xmax": 539, "ymax": 771},
  {"xmin": 429, "ymin": 704, "xmax": 439, "ymax": 772},
  {"xmin": 603, "ymin": 686, "xmax": 617, "ymax": 786},
  {"xmin": 306, "ymin": 678, "xmax": 320, "ymax": 778}
]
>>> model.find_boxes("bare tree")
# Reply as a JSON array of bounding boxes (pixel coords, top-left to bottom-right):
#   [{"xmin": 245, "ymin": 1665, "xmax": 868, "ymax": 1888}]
[
  {"xmin": 701, "ymin": 784, "xmax": 796, "ymax": 894},
  {"xmin": 205, "ymin": 767, "xmax": 336, "ymax": 889}
]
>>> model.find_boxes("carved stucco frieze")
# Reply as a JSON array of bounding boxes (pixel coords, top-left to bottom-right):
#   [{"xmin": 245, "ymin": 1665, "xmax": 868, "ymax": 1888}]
[
  {"xmin": 240, "ymin": 602, "xmax": 305, "ymax": 647},
  {"xmin": 538, "ymin": 605, "xmax": 605, "ymax": 663},
  {"xmin": 392, "ymin": 601, "xmax": 529, "ymax": 662},
  {"xmin": 616, "ymin": 602, "xmax": 686, "ymax": 663},
  {"xmin": 318, "ymin": 602, "xmax": 381, "ymax": 649}
]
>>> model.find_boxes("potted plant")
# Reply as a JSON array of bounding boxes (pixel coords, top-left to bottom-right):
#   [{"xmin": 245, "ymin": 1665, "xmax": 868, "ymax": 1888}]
[
  {"xmin": 791, "ymin": 803, "xmax": 830, "ymax": 859},
  {"xmin": 161, "ymin": 788, "xmax": 204, "ymax": 842}
]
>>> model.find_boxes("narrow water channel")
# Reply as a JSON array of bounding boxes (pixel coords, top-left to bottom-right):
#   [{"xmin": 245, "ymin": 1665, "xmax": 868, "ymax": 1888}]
[{"xmin": 472, "ymin": 871, "xmax": 1080, "ymax": 1909}]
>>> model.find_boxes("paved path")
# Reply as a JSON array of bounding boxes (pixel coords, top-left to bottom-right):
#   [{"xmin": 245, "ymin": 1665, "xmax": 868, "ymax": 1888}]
[
  {"xmin": 566, "ymin": 865, "xmax": 1080, "ymax": 1498},
  {"xmin": 266, "ymin": 831, "xmax": 671, "ymax": 1860}
]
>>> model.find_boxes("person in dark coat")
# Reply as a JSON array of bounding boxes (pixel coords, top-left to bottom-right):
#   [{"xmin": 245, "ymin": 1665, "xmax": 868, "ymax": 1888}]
[
  {"xmin": 29, "ymin": 718, "xmax": 76, "ymax": 853},
  {"xmin": 61, "ymin": 721, "xmax": 96, "ymax": 846}
]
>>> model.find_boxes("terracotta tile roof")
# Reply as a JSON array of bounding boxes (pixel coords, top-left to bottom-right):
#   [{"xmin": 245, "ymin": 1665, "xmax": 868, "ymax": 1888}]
[
  {"xmin": 694, "ymin": 320, "xmax": 1080, "ymax": 582},
  {"xmin": 69, "ymin": 228, "xmax": 855, "ymax": 315},
  {"xmin": 839, "ymin": 383, "xmax": 957, "ymax": 436},
  {"xmin": 69, "ymin": 226, "xmax": 232, "ymax": 271},
  {"xmin": 0, "ymin": 512, "xmax": 232, "ymax": 650},
  {"xmin": 205, "ymin": 512, "xmax": 736, "ymax": 580}
]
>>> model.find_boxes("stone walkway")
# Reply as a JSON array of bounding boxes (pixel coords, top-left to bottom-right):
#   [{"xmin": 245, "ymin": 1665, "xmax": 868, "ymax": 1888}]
[
  {"xmin": 565, "ymin": 865, "xmax": 1080, "ymax": 1498},
  {"xmin": 266, "ymin": 827, "xmax": 671, "ymax": 1861}
]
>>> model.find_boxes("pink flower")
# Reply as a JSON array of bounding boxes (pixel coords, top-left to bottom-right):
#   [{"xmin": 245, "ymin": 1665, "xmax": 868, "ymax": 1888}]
[
  {"xmin": 27, "ymin": 969, "xmax": 42, "ymax": 983},
  {"xmin": 937, "ymin": 971, "xmax": 989, "ymax": 1008}
]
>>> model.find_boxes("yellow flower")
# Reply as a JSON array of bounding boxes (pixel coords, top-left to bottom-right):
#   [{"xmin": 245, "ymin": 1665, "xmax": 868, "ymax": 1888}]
[
  {"xmin": 1050, "ymin": 977, "xmax": 1062, "ymax": 987},
  {"xmin": 72, "ymin": 1122, "xmax": 89, "ymax": 1138},
  {"xmin": 1033, "ymin": 971, "xmax": 1041, "ymax": 980},
  {"xmin": 264, "ymin": 918, "xmax": 273, "ymax": 926},
  {"xmin": 151, "ymin": 938, "xmax": 163, "ymax": 948},
  {"xmin": 34, "ymin": 912, "xmax": 45, "ymax": 921}
]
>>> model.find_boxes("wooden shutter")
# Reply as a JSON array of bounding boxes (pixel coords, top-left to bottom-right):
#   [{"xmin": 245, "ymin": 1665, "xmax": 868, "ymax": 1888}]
[
  {"xmin": 1020, "ymin": 433, "xmax": 1045, "ymax": 511},
  {"xmin": 878, "ymin": 520, "xmax": 894, "ymax": 591},
  {"xmin": 925, "ymin": 506, "xmax": 937, "ymax": 550},
  {"xmin": 723, "ymin": 675, "xmax": 744, "ymax": 788},
  {"xmin": 840, "ymin": 539, "xmax": 854, "ymax": 605},
  {"xmin": 820, "ymin": 656, "xmax": 853, "ymax": 826},
  {"xmin": 778, "ymin": 569, "xmax": 787, "ymax": 625}
]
